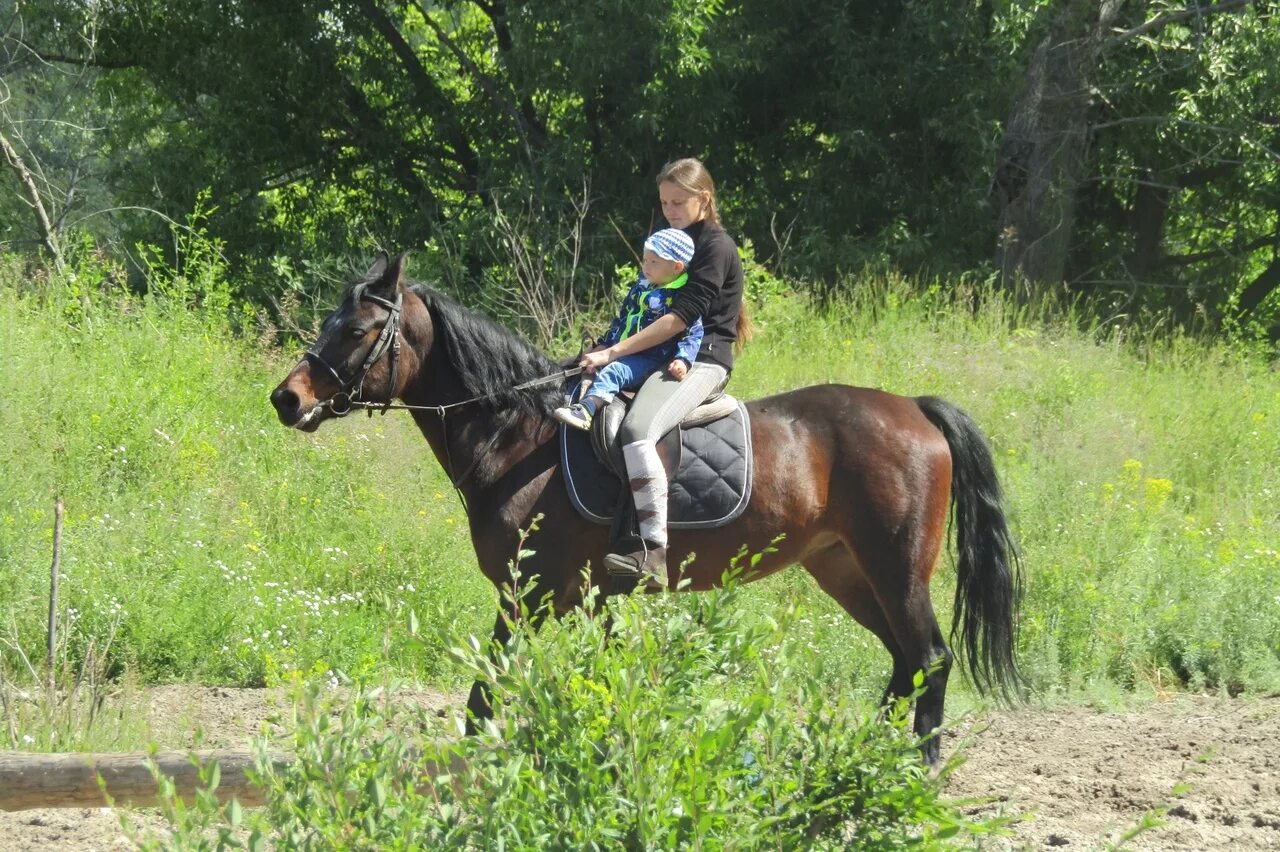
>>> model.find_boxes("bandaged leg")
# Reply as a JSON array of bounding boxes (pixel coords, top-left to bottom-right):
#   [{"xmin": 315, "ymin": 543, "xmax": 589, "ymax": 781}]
[{"xmin": 622, "ymin": 439, "xmax": 668, "ymax": 548}]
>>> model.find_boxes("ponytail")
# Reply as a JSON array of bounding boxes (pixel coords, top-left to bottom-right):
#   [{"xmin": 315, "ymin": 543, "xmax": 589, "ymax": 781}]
[{"xmin": 735, "ymin": 299, "xmax": 755, "ymax": 354}]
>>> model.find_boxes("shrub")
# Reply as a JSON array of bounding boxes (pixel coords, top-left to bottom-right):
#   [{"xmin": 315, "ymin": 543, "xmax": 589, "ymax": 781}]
[{"xmin": 136, "ymin": 571, "xmax": 1007, "ymax": 849}]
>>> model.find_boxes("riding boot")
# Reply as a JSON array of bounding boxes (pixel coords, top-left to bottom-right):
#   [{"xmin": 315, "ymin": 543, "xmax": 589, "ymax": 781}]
[
  {"xmin": 605, "ymin": 439, "xmax": 670, "ymax": 591},
  {"xmin": 604, "ymin": 540, "xmax": 668, "ymax": 591}
]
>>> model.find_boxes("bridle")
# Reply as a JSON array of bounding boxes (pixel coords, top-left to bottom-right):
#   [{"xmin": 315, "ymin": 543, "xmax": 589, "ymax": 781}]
[
  {"xmin": 302, "ymin": 288, "xmax": 404, "ymax": 418},
  {"xmin": 294, "ymin": 285, "xmax": 581, "ymax": 511}
]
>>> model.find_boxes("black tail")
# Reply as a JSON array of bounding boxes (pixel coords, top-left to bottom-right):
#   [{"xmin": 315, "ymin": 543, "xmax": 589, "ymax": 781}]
[{"xmin": 916, "ymin": 396, "xmax": 1025, "ymax": 701}]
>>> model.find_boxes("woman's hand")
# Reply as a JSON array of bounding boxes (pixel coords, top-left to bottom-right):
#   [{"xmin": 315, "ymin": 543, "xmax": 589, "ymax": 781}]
[
  {"xmin": 667, "ymin": 359, "xmax": 689, "ymax": 381},
  {"xmin": 579, "ymin": 347, "xmax": 613, "ymax": 375}
]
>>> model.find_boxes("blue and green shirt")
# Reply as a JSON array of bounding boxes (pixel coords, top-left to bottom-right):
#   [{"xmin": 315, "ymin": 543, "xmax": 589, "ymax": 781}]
[{"xmin": 597, "ymin": 273, "xmax": 704, "ymax": 364}]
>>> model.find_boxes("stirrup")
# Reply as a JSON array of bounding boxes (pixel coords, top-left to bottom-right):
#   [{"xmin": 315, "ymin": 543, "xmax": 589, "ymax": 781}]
[{"xmin": 604, "ymin": 542, "xmax": 668, "ymax": 591}]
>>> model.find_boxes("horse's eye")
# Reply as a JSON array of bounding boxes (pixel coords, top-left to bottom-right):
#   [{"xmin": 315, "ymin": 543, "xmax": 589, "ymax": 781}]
[{"xmin": 348, "ymin": 327, "xmax": 367, "ymax": 339}]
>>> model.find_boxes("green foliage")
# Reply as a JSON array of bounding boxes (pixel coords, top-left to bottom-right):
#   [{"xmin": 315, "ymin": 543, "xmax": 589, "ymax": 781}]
[
  {"xmin": 730, "ymin": 277, "xmax": 1280, "ymax": 697},
  {"xmin": 1073, "ymin": 1, "xmax": 1280, "ymax": 332},
  {"xmin": 8, "ymin": 2, "xmax": 1280, "ymax": 335},
  {"xmin": 136, "ymin": 574, "xmax": 1006, "ymax": 849}
]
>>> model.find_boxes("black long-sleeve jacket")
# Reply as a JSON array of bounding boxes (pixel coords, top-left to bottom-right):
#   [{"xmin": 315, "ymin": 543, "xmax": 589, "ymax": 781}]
[{"xmin": 668, "ymin": 219, "xmax": 744, "ymax": 372}]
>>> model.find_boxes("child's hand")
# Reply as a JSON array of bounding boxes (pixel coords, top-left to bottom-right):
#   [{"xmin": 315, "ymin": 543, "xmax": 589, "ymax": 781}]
[
  {"xmin": 667, "ymin": 359, "xmax": 688, "ymax": 381},
  {"xmin": 579, "ymin": 348, "xmax": 612, "ymax": 375}
]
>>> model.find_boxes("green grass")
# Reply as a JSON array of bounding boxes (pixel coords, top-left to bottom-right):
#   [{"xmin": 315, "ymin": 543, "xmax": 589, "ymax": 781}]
[{"xmin": 1, "ymin": 258, "xmax": 1277, "ymax": 709}]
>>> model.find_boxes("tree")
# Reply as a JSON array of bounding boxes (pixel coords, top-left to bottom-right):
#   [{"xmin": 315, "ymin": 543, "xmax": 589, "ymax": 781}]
[
  {"xmin": 12, "ymin": 0, "xmax": 1279, "ymax": 337},
  {"xmin": 995, "ymin": 0, "xmax": 1279, "ymax": 333}
]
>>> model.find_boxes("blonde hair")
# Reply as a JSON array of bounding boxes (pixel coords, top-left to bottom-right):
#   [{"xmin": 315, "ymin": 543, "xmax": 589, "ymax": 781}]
[{"xmin": 656, "ymin": 157, "xmax": 720, "ymax": 225}]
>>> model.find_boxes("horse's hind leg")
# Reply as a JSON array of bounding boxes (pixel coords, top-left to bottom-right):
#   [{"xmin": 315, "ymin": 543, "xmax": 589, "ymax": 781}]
[
  {"xmin": 861, "ymin": 537, "xmax": 953, "ymax": 764},
  {"xmin": 805, "ymin": 542, "xmax": 953, "ymax": 765},
  {"xmin": 881, "ymin": 590, "xmax": 952, "ymax": 765},
  {"xmin": 802, "ymin": 544, "xmax": 903, "ymax": 704}
]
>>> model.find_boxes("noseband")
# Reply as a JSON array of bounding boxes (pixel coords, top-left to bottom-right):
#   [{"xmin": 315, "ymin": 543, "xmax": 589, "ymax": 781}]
[{"xmin": 302, "ymin": 288, "xmax": 403, "ymax": 417}]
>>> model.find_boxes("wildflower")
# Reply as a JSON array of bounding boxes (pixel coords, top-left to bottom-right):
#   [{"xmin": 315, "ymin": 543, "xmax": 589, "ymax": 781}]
[{"xmin": 1144, "ymin": 477, "xmax": 1174, "ymax": 510}]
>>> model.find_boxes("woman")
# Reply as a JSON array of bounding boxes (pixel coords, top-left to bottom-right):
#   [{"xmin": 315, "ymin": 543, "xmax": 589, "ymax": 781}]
[{"xmin": 578, "ymin": 157, "xmax": 747, "ymax": 589}]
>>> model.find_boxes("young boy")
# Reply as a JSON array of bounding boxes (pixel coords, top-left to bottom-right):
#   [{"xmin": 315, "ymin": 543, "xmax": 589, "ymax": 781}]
[{"xmin": 553, "ymin": 228, "xmax": 703, "ymax": 431}]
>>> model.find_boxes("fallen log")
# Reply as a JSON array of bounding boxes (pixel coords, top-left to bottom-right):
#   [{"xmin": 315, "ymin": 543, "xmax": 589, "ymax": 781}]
[{"xmin": 0, "ymin": 749, "xmax": 290, "ymax": 811}]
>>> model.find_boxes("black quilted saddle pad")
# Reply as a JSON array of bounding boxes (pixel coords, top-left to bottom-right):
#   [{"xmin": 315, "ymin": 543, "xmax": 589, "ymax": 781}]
[{"xmin": 559, "ymin": 401, "xmax": 753, "ymax": 530}]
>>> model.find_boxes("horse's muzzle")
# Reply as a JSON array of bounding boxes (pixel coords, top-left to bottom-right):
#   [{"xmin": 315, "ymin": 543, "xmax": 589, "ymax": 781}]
[{"xmin": 270, "ymin": 385, "xmax": 323, "ymax": 431}]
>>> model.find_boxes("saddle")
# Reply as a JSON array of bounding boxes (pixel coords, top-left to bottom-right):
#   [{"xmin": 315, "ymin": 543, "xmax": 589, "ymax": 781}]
[
  {"xmin": 560, "ymin": 391, "xmax": 753, "ymax": 532},
  {"xmin": 588, "ymin": 392, "xmax": 740, "ymax": 478}
]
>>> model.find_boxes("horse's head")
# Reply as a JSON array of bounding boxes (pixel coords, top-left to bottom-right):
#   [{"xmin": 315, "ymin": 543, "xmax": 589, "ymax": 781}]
[{"xmin": 271, "ymin": 252, "xmax": 422, "ymax": 431}]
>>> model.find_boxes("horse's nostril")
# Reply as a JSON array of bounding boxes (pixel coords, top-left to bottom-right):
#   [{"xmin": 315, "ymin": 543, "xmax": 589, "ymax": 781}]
[{"xmin": 271, "ymin": 386, "xmax": 299, "ymax": 415}]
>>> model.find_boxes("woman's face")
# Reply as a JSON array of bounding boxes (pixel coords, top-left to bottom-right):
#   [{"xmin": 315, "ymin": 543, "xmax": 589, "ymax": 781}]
[{"xmin": 659, "ymin": 180, "xmax": 709, "ymax": 230}]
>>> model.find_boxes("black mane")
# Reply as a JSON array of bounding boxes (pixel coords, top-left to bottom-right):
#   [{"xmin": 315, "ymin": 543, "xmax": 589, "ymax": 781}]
[{"xmin": 408, "ymin": 282, "xmax": 562, "ymax": 418}]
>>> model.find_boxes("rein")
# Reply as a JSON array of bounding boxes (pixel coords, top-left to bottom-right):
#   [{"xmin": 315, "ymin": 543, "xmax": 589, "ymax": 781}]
[{"xmin": 338, "ymin": 366, "xmax": 583, "ymax": 416}]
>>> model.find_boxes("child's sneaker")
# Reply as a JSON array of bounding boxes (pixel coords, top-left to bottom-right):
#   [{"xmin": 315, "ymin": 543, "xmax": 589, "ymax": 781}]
[{"xmin": 552, "ymin": 403, "xmax": 593, "ymax": 431}]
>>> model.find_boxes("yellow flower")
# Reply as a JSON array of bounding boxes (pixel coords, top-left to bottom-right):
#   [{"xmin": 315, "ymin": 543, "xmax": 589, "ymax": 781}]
[{"xmin": 1144, "ymin": 477, "xmax": 1173, "ymax": 510}]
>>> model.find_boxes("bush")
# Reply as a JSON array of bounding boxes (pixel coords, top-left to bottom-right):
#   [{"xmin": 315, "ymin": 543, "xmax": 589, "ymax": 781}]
[{"xmin": 137, "ymin": 572, "xmax": 1007, "ymax": 849}]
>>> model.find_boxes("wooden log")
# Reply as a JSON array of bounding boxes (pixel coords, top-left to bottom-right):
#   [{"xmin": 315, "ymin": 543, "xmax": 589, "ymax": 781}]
[{"xmin": 0, "ymin": 749, "xmax": 290, "ymax": 811}]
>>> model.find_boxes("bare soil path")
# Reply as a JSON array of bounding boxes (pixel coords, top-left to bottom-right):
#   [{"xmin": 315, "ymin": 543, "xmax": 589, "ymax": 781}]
[{"xmin": 2, "ymin": 689, "xmax": 1277, "ymax": 850}]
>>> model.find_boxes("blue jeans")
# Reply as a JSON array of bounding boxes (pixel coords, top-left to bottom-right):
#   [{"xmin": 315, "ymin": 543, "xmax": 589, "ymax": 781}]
[{"xmin": 583, "ymin": 349, "xmax": 670, "ymax": 405}]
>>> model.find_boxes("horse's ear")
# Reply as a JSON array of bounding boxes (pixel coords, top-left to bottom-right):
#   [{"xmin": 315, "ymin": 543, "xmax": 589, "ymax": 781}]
[
  {"xmin": 368, "ymin": 252, "xmax": 407, "ymax": 295},
  {"xmin": 387, "ymin": 252, "xmax": 409, "ymax": 291},
  {"xmin": 365, "ymin": 251, "xmax": 390, "ymax": 281}
]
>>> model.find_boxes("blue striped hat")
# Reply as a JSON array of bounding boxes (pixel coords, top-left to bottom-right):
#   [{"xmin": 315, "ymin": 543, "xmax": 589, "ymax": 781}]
[{"xmin": 644, "ymin": 228, "xmax": 695, "ymax": 265}]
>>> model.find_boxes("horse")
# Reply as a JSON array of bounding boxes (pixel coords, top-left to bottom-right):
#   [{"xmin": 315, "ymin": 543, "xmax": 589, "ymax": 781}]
[{"xmin": 269, "ymin": 253, "xmax": 1024, "ymax": 764}]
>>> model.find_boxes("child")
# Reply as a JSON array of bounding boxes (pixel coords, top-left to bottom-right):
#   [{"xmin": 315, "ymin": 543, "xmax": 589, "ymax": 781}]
[{"xmin": 553, "ymin": 228, "xmax": 703, "ymax": 431}]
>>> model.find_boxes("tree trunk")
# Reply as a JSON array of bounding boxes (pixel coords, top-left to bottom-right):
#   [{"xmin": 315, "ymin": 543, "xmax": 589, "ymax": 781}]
[
  {"xmin": 0, "ymin": 127, "xmax": 64, "ymax": 273},
  {"xmin": 1236, "ymin": 242, "xmax": 1280, "ymax": 322},
  {"xmin": 994, "ymin": 0, "xmax": 1121, "ymax": 288},
  {"xmin": 1130, "ymin": 172, "xmax": 1170, "ymax": 280}
]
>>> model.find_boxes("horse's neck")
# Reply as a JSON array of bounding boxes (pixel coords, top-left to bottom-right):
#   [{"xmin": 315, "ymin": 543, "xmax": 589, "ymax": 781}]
[{"xmin": 402, "ymin": 356, "xmax": 551, "ymax": 497}]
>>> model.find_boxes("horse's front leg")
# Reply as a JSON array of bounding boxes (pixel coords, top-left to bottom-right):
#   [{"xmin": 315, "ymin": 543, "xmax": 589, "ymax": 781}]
[
  {"xmin": 463, "ymin": 576, "xmax": 564, "ymax": 735},
  {"xmin": 464, "ymin": 609, "xmax": 512, "ymax": 735}
]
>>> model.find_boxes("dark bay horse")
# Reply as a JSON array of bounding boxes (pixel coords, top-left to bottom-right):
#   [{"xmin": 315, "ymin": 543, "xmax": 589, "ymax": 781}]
[{"xmin": 270, "ymin": 254, "xmax": 1023, "ymax": 763}]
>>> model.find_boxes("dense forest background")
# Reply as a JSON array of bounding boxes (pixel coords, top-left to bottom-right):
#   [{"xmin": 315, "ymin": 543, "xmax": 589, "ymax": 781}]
[{"xmin": 2, "ymin": 0, "xmax": 1278, "ymax": 341}]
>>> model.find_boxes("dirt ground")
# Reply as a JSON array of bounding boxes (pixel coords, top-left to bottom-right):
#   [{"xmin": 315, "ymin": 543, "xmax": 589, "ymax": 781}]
[
  {"xmin": 947, "ymin": 695, "xmax": 1280, "ymax": 849},
  {"xmin": 2, "ymin": 688, "xmax": 1277, "ymax": 850}
]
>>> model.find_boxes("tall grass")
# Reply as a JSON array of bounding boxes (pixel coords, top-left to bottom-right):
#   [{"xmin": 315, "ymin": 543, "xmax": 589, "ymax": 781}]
[
  {"xmin": 1, "ymin": 252, "xmax": 1277, "ymax": 706},
  {"xmin": 0, "ymin": 250, "xmax": 489, "ymax": 691}
]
